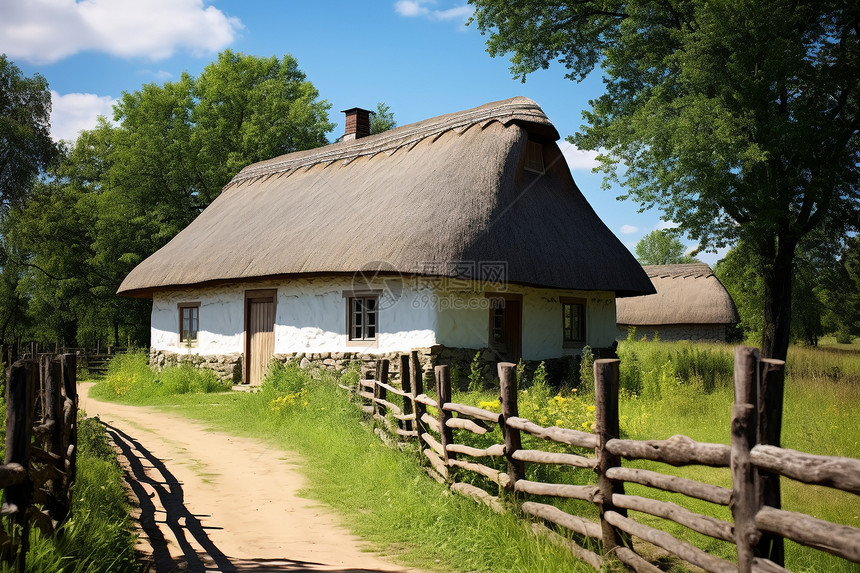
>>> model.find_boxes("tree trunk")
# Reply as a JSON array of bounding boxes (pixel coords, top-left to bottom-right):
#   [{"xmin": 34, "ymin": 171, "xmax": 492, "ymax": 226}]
[{"xmin": 761, "ymin": 235, "xmax": 796, "ymax": 361}]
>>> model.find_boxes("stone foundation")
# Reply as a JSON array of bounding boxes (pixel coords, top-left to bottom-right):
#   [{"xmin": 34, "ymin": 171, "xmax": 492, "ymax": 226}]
[
  {"xmin": 150, "ymin": 343, "xmax": 619, "ymax": 389},
  {"xmin": 150, "ymin": 349, "xmax": 243, "ymax": 384},
  {"xmin": 617, "ymin": 325, "xmax": 728, "ymax": 343}
]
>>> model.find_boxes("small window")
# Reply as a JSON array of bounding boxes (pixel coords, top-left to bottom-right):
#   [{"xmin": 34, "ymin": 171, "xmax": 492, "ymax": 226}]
[
  {"xmin": 524, "ymin": 140, "xmax": 545, "ymax": 174},
  {"xmin": 562, "ymin": 298, "xmax": 585, "ymax": 347},
  {"xmin": 348, "ymin": 296, "xmax": 378, "ymax": 341},
  {"xmin": 178, "ymin": 303, "xmax": 199, "ymax": 345}
]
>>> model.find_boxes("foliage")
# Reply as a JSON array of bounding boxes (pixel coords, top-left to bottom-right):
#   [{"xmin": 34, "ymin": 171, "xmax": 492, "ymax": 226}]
[
  {"xmin": 0, "ymin": 55, "xmax": 57, "ymax": 208},
  {"xmin": 369, "ymin": 102, "xmax": 397, "ymax": 134},
  {"xmin": 467, "ymin": 351, "xmax": 484, "ymax": 392},
  {"xmin": 717, "ymin": 236, "xmax": 860, "ymax": 345},
  {"xmin": 2, "ymin": 51, "xmax": 333, "ymax": 349},
  {"xmin": 91, "ymin": 351, "xmax": 228, "ymax": 401},
  {"xmin": 635, "ymin": 229, "xmax": 699, "ymax": 265},
  {"xmin": 470, "ymin": 0, "xmax": 860, "ymax": 361},
  {"xmin": 578, "ymin": 345, "xmax": 594, "ymax": 390}
]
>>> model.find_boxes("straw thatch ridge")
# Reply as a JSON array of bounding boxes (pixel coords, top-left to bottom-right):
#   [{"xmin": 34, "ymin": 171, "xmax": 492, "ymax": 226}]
[
  {"xmin": 118, "ymin": 97, "xmax": 654, "ymax": 298},
  {"xmin": 616, "ymin": 264, "xmax": 739, "ymax": 325}
]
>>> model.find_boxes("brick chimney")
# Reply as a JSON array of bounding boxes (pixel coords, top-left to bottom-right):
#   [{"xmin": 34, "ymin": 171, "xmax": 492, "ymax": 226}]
[{"xmin": 342, "ymin": 107, "xmax": 372, "ymax": 141}]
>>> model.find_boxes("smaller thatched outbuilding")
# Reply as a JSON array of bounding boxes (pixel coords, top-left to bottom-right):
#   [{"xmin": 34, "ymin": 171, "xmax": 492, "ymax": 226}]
[{"xmin": 616, "ymin": 264, "xmax": 739, "ymax": 342}]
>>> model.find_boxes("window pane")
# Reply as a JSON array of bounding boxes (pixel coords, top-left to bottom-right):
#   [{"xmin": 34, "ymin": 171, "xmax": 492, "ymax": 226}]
[{"xmin": 367, "ymin": 325, "xmax": 375, "ymax": 338}]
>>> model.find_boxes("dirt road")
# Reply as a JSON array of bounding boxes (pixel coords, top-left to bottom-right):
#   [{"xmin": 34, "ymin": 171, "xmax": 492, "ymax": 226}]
[{"xmin": 79, "ymin": 383, "xmax": 422, "ymax": 573}]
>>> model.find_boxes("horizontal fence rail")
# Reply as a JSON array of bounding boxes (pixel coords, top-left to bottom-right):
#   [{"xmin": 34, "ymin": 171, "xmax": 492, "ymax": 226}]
[{"xmin": 339, "ymin": 346, "xmax": 860, "ymax": 573}]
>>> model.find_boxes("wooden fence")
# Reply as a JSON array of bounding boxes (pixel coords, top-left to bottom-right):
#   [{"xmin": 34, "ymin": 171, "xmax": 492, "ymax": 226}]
[
  {"xmin": 0, "ymin": 355, "xmax": 79, "ymax": 573},
  {"xmin": 340, "ymin": 347, "xmax": 860, "ymax": 573}
]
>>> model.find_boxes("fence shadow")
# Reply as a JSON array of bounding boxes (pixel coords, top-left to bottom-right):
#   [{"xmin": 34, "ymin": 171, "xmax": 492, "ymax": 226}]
[
  {"xmin": 104, "ymin": 422, "xmax": 405, "ymax": 573},
  {"xmin": 103, "ymin": 422, "xmax": 235, "ymax": 572}
]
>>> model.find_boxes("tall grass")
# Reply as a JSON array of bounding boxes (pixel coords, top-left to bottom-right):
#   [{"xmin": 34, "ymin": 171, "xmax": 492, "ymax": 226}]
[
  {"xmin": 90, "ymin": 351, "xmax": 229, "ymax": 402},
  {"xmin": 0, "ymin": 416, "xmax": 139, "ymax": 573}
]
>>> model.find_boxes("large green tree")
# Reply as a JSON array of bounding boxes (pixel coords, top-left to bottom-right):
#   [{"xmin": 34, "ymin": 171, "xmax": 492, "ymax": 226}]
[
  {"xmin": 6, "ymin": 51, "xmax": 334, "ymax": 349},
  {"xmin": 635, "ymin": 229, "xmax": 699, "ymax": 266},
  {"xmin": 471, "ymin": 1, "xmax": 860, "ymax": 360},
  {"xmin": 0, "ymin": 55, "xmax": 57, "ymax": 208}
]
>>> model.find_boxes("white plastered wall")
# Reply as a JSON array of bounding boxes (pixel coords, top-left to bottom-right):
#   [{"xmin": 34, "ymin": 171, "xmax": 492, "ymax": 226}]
[
  {"xmin": 150, "ymin": 276, "xmax": 439, "ymax": 356},
  {"xmin": 433, "ymin": 283, "xmax": 616, "ymax": 360}
]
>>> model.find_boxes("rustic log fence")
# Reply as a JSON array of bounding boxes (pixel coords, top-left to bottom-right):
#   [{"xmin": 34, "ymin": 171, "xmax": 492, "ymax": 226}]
[
  {"xmin": 340, "ymin": 346, "xmax": 860, "ymax": 572},
  {"xmin": 0, "ymin": 355, "xmax": 79, "ymax": 573}
]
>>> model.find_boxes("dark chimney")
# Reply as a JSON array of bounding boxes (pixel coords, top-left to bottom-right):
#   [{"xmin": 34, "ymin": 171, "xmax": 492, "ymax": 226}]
[{"xmin": 342, "ymin": 107, "xmax": 372, "ymax": 141}]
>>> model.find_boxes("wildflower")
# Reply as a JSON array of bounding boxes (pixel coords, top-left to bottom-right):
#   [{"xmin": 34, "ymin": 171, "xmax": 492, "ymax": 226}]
[
  {"xmin": 556, "ymin": 419, "xmax": 564, "ymax": 426},
  {"xmin": 587, "ymin": 405, "xmax": 596, "ymax": 412}
]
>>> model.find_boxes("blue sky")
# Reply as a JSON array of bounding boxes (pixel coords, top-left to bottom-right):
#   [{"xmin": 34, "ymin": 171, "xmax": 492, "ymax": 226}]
[{"xmin": 1, "ymin": 0, "xmax": 722, "ymax": 263}]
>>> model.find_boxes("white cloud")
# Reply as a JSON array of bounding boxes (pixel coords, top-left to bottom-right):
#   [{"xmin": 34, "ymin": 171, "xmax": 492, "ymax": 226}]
[
  {"xmin": 620, "ymin": 225, "xmax": 639, "ymax": 235},
  {"xmin": 394, "ymin": 1, "xmax": 429, "ymax": 17},
  {"xmin": 656, "ymin": 220, "xmax": 680, "ymax": 231},
  {"xmin": 0, "ymin": 0, "xmax": 242, "ymax": 64},
  {"xmin": 394, "ymin": 1, "xmax": 471, "ymax": 23},
  {"xmin": 50, "ymin": 90, "xmax": 116, "ymax": 143},
  {"xmin": 559, "ymin": 141, "xmax": 601, "ymax": 171}
]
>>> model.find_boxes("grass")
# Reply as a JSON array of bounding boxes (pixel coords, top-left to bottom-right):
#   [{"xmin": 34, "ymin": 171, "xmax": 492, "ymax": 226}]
[
  {"xmin": 93, "ymin": 358, "xmax": 596, "ymax": 573},
  {"xmin": 91, "ymin": 345, "xmax": 860, "ymax": 573},
  {"xmin": 451, "ymin": 340, "xmax": 860, "ymax": 573},
  {"xmin": 0, "ymin": 415, "xmax": 139, "ymax": 573}
]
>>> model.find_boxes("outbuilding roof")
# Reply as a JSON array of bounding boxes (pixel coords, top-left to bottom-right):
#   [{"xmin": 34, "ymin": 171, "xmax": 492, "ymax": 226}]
[
  {"xmin": 616, "ymin": 264, "xmax": 739, "ymax": 325},
  {"xmin": 118, "ymin": 97, "xmax": 654, "ymax": 298}
]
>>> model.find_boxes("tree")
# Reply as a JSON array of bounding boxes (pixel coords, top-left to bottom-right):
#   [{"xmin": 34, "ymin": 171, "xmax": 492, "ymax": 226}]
[
  {"xmin": 4, "ymin": 51, "xmax": 334, "ymax": 349},
  {"xmin": 0, "ymin": 55, "xmax": 57, "ymax": 208},
  {"xmin": 471, "ymin": 1, "xmax": 860, "ymax": 360},
  {"xmin": 370, "ymin": 102, "xmax": 397, "ymax": 134},
  {"xmin": 635, "ymin": 229, "xmax": 699, "ymax": 266}
]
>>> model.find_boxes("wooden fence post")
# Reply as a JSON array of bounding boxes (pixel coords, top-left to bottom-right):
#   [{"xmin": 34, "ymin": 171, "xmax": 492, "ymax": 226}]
[
  {"xmin": 498, "ymin": 362, "xmax": 523, "ymax": 490},
  {"xmin": 435, "ymin": 365, "xmax": 455, "ymax": 465},
  {"xmin": 45, "ymin": 357, "xmax": 67, "ymax": 522},
  {"xmin": 399, "ymin": 354, "xmax": 414, "ymax": 433},
  {"xmin": 756, "ymin": 357, "xmax": 786, "ymax": 566},
  {"xmin": 594, "ymin": 358, "xmax": 628, "ymax": 554},
  {"xmin": 732, "ymin": 346, "xmax": 761, "ymax": 573},
  {"xmin": 411, "ymin": 351, "xmax": 428, "ymax": 455},
  {"xmin": 4, "ymin": 360, "xmax": 36, "ymax": 573},
  {"xmin": 61, "ymin": 354, "xmax": 78, "ymax": 491},
  {"xmin": 374, "ymin": 359, "xmax": 389, "ymax": 420}
]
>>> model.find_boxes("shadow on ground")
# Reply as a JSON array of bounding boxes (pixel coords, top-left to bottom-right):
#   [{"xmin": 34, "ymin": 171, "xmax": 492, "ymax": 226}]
[{"xmin": 104, "ymin": 422, "xmax": 397, "ymax": 573}]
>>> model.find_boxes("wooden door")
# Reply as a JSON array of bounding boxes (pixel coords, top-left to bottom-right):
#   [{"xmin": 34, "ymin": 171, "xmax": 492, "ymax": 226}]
[
  {"xmin": 489, "ymin": 296, "xmax": 522, "ymax": 362},
  {"xmin": 245, "ymin": 290, "xmax": 276, "ymax": 386}
]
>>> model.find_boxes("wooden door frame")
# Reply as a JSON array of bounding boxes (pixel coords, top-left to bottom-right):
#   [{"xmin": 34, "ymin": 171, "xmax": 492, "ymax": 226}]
[
  {"xmin": 486, "ymin": 292, "xmax": 523, "ymax": 362},
  {"xmin": 244, "ymin": 289, "xmax": 278, "ymax": 385}
]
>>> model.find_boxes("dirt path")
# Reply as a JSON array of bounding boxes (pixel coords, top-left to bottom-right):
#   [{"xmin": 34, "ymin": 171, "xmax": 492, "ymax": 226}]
[{"xmin": 79, "ymin": 383, "xmax": 423, "ymax": 573}]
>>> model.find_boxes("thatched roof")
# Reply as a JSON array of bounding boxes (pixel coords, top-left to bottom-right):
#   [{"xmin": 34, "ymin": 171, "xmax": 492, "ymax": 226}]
[
  {"xmin": 616, "ymin": 264, "xmax": 739, "ymax": 325},
  {"xmin": 118, "ymin": 97, "xmax": 654, "ymax": 298}
]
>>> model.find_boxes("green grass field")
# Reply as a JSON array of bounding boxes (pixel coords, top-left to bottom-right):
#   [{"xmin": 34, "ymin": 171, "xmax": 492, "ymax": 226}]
[{"xmin": 90, "ymin": 341, "xmax": 860, "ymax": 573}]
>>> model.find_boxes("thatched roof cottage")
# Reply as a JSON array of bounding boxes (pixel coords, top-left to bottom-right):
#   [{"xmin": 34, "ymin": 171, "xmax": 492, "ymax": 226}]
[
  {"xmin": 119, "ymin": 97, "xmax": 654, "ymax": 384},
  {"xmin": 616, "ymin": 264, "xmax": 739, "ymax": 342}
]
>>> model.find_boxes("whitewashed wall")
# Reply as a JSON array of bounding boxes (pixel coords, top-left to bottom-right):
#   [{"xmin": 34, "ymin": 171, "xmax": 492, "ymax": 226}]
[
  {"xmin": 433, "ymin": 284, "xmax": 616, "ymax": 360},
  {"xmin": 151, "ymin": 277, "xmax": 438, "ymax": 356},
  {"xmin": 151, "ymin": 276, "xmax": 616, "ymax": 359}
]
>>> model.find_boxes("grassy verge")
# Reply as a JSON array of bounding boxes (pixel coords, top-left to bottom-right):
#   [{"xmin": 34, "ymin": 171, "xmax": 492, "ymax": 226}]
[
  {"xmin": 0, "ymin": 415, "xmax": 139, "ymax": 573},
  {"xmin": 452, "ymin": 340, "xmax": 860, "ymax": 573},
  {"xmin": 92, "ymin": 356, "xmax": 596, "ymax": 573}
]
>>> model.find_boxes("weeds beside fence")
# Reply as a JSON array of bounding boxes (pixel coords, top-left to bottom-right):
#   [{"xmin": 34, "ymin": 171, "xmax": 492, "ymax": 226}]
[
  {"xmin": 341, "ymin": 347, "xmax": 860, "ymax": 573},
  {"xmin": 0, "ymin": 355, "xmax": 78, "ymax": 573}
]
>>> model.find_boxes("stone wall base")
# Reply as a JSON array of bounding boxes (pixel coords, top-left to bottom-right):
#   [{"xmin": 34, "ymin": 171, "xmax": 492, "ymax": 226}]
[
  {"xmin": 150, "ymin": 344, "xmax": 618, "ymax": 389},
  {"xmin": 617, "ymin": 325, "xmax": 728, "ymax": 343}
]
